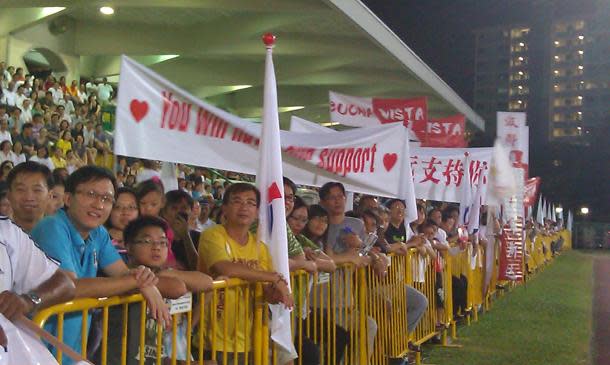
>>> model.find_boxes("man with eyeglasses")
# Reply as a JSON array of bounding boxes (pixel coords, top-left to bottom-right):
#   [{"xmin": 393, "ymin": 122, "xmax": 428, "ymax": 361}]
[
  {"xmin": 197, "ymin": 182, "xmax": 293, "ymax": 362},
  {"xmin": 32, "ymin": 166, "xmax": 183, "ymax": 363}
]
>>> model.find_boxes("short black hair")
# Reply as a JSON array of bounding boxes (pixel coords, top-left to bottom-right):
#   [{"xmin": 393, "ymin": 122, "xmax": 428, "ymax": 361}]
[
  {"xmin": 165, "ymin": 189, "xmax": 194, "ymax": 209},
  {"xmin": 292, "ymin": 196, "xmax": 307, "ymax": 213},
  {"xmin": 65, "ymin": 166, "xmax": 117, "ymax": 194},
  {"xmin": 386, "ymin": 199, "xmax": 406, "ymax": 209},
  {"xmin": 222, "ymin": 182, "xmax": 260, "ymax": 208},
  {"xmin": 361, "ymin": 208, "xmax": 381, "ymax": 225},
  {"xmin": 6, "ymin": 161, "xmax": 53, "ymax": 189},
  {"xmin": 21, "ymin": 122, "xmax": 33, "ymax": 131},
  {"xmin": 135, "ymin": 179, "xmax": 165, "ymax": 201},
  {"xmin": 50, "ymin": 169, "xmax": 66, "ymax": 188},
  {"xmin": 319, "ymin": 181, "xmax": 345, "ymax": 201},
  {"xmin": 283, "ymin": 177, "xmax": 297, "ymax": 196},
  {"xmin": 124, "ymin": 215, "xmax": 168, "ymax": 246},
  {"xmin": 308, "ymin": 204, "xmax": 328, "ymax": 219}
]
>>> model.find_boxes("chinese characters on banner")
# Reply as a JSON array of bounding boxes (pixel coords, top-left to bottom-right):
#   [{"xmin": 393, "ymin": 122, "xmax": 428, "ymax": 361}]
[
  {"xmin": 410, "ymin": 147, "xmax": 492, "ymax": 203},
  {"xmin": 496, "ymin": 111, "xmax": 529, "ymax": 179},
  {"xmin": 523, "ymin": 177, "xmax": 541, "ymax": 207},
  {"xmin": 498, "ymin": 168, "xmax": 525, "ymax": 282},
  {"xmin": 114, "ymin": 56, "xmax": 417, "ymax": 203},
  {"xmin": 290, "ymin": 115, "xmax": 489, "ymax": 203}
]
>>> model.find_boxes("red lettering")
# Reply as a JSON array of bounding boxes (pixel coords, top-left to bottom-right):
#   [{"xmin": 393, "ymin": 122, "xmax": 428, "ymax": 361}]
[
  {"xmin": 369, "ymin": 144, "xmax": 377, "ymax": 172},
  {"xmin": 160, "ymin": 90, "xmax": 191, "ymax": 131}
]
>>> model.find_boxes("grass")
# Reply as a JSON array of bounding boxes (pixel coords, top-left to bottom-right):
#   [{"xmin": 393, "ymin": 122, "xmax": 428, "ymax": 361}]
[{"xmin": 424, "ymin": 251, "xmax": 594, "ymax": 365}]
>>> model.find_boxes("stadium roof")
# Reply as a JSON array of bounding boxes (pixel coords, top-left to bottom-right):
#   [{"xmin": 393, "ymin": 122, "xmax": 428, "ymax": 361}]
[{"xmin": 0, "ymin": 0, "xmax": 485, "ymax": 130}]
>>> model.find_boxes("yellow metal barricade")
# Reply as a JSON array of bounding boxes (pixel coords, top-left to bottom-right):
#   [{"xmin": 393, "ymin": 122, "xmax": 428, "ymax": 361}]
[
  {"xmin": 33, "ymin": 279, "xmax": 263, "ymax": 365},
  {"xmin": 408, "ymin": 250, "xmax": 438, "ymax": 347},
  {"xmin": 288, "ymin": 264, "xmax": 368, "ymax": 365},
  {"xmin": 363, "ymin": 254, "xmax": 410, "ymax": 365}
]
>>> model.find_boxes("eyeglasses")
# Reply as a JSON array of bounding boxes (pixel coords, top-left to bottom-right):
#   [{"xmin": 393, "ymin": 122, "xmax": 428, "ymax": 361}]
[
  {"xmin": 284, "ymin": 195, "xmax": 295, "ymax": 203},
  {"xmin": 76, "ymin": 190, "xmax": 115, "ymax": 205},
  {"xmin": 324, "ymin": 194, "xmax": 345, "ymax": 201},
  {"xmin": 132, "ymin": 238, "xmax": 169, "ymax": 247}
]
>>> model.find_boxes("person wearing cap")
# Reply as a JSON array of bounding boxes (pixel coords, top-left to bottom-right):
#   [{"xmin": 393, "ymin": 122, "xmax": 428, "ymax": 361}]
[{"xmin": 195, "ymin": 195, "xmax": 216, "ymax": 233}]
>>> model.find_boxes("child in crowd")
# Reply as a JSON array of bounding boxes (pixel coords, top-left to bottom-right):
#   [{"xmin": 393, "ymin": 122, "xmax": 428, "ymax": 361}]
[{"xmin": 117, "ymin": 215, "xmax": 214, "ymax": 364}]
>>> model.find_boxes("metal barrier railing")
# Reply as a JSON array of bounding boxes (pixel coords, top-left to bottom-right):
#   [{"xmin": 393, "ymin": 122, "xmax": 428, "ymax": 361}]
[{"xmin": 33, "ymin": 231, "xmax": 571, "ymax": 365}]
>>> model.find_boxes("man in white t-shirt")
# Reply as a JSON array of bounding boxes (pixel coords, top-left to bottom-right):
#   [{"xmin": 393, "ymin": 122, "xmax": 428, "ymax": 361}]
[
  {"xmin": 0, "ymin": 217, "xmax": 75, "ymax": 346},
  {"xmin": 96, "ymin": 77, "xmax": 113, "ymax": 105},
  {"xmin": 14, "ymin": 85, "xmax": 27, "ymax": 109},
  {"xmin": 48, "ymin": 82, "xmax": 64, "ymax": 105},
  {"xmin": 0, "ymin": 119, "xmax": 11, "ymax": 144},
  {"xmin": 2, "ymin": 81, "xmax": 16, "ymax": 107}
]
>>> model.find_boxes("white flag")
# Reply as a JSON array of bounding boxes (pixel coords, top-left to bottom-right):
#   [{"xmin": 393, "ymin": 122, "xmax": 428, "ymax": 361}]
[
  {"xmin": 160, "ymin": 162, "xmax": 179, "ymax": 191},
  {"xmin": 467, "ymin": 171, "xmax": 485, "ymax": 234},
  {"xmin": 551, "ymin": 203, "xmax": 557, "ymax": 223},
  {"xmin": 256, "ymin": 37, "xmax": 297, "ymax": 357},
  {"xmin": 459, "ymin": 154, "xmax": 472, "ymax": 227},
  {"xmin": 567, "ymin": 210, "xmax": 573, "ymax": 232}
]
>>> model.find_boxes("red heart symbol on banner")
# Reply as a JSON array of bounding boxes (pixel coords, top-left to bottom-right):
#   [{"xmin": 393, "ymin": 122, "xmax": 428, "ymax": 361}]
[
  {"xmin": 383, "ymin": 153, "xmax": 398, "ymax": 171},
  {"xmin": 130, "ymin": 99, "xmax": 149, "ymax": 122}
]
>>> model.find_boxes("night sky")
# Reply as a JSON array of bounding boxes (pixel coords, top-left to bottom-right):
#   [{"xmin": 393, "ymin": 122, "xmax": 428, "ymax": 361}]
[
  {"xmin": 362, "ymin": 0, "xmax": 597, "ymax": 105},
  {"xmin": 363, "ymin": 0, "xmax": 607, "ymax": 220}
]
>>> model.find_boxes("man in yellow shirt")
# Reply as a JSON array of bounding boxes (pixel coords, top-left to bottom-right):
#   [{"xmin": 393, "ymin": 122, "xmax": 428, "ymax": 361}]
[{"xmin": 198, "ymin": 183, "xmax": 293, "ymax": 362}]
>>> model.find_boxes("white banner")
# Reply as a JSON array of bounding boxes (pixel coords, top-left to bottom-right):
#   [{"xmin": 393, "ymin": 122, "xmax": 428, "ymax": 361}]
[
  {"xmin": 410, "ymin": 147, "xmax": 492, "ymax": 203},
  {"xmin": 497, "ymin": 111, "xmax": 529, "ymax": 176},
  {"xmin": 115, "ymin": 56, "xmax": 416, "ymax": 208},
  {"xmin": 290, "ymin": 116, "xmax": 492, "ymax": 203},
  {"xmin": 329, "ymin": 91, "xmax": 378, "ymax": 126}
]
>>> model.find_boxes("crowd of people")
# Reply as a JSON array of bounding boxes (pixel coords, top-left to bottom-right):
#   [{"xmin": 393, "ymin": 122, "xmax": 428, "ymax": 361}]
[{"xmin": 0, "ymin": 62, "xmax": 567, "ymax": 365}]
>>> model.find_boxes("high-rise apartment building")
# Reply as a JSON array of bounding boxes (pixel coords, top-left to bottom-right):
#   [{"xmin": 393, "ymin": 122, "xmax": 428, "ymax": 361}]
[{"xmin": 473, "ymin": 7, "xmax": 609, "ymax": 144}]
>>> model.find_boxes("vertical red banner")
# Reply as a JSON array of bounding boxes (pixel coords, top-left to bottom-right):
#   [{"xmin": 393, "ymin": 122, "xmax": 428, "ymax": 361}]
[{"xmin": 498, "ymin": 219, "xmax": 525, "ymax": 282}]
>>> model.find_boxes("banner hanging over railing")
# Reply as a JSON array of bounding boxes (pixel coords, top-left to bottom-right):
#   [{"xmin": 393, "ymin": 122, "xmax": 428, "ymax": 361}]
[
  {"xmin": 290, "ymin": 116, "xmax": 491, "ymax": 203},
  {"xmin": 114, "ymin": 56, "xmax": 416, "ymax": 213}
]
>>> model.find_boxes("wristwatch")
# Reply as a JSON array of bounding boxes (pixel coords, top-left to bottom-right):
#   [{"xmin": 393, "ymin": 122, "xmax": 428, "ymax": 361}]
[{"xmin": 22, "ymin": 292, "xmax": 43, "ymax": 312}]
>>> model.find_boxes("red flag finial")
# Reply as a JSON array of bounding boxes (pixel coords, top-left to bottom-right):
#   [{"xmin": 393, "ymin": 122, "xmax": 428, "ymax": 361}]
[{"xmin": 262, "ymin": 33, "xmax": 276, "ymax": 48}]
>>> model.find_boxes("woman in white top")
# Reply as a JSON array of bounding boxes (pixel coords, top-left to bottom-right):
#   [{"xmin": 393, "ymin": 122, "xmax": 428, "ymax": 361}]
[
  {"xmin": 11, "ymin": 141, "xmax": 27, "ymax": 165},
  {"xmin": 0, "ymin": 140, "xmax": 14, "ymax": 164},
  {"xmin": 29, "ymin": 146, "xmax": 55, "ymax": 170}
]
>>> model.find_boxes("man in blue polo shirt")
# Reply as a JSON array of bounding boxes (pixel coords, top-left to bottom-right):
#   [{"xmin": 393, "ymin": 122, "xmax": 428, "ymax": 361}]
[{"xmin": 32, "ymin": 166, "xmax": 183, "ymax": 363}]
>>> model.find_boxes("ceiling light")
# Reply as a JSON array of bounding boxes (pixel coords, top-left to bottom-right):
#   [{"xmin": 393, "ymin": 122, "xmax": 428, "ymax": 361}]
[
  {"xmin": 518, "ymin": 85, "xmax": 523, "ymax": 89},
  {"xmin": 554, "ymin": 70, "xmax": 559, "ymax": 74},
  {"xmin": 578, "ymin": 50, "xmax": 584, "ymax": 55},
  {"xmin": 518, "ymin": 71, "xmax": 524, "ymax": 75},
  {"xmin": 578, "ymin": 65, "xmax": 584, "ymax": 70},
  {"xmin": 554, "ymin": 41, "xmax": 560, "ymax": 45},
  {"xmin": 100, "ymin": 6, "xmax": 114, "ymax": 15},
  {"xmin": 577, "ymin": 111, "xmax": 582, "ymax": 114},
  {"xmin": 41, "ymin": 7, "xmax": 66, "ymax": 16},
  {"xmin": 518, "ymin": 56, "xmax": 524, "ymax": 61},
  {"xmin": 554, "ymin": 84, "xmax": 559, "ymax": 88},
  {"xmin": 578, "ymin": 35, "xmax": 584, "ymax": 40},
  {"xmin": 554, "ymin": 55, "xmax": 560, "ymax": 60},
  {"xmin": 517, "ymin": 100, "xmax": 523, "ymax": 104}
]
